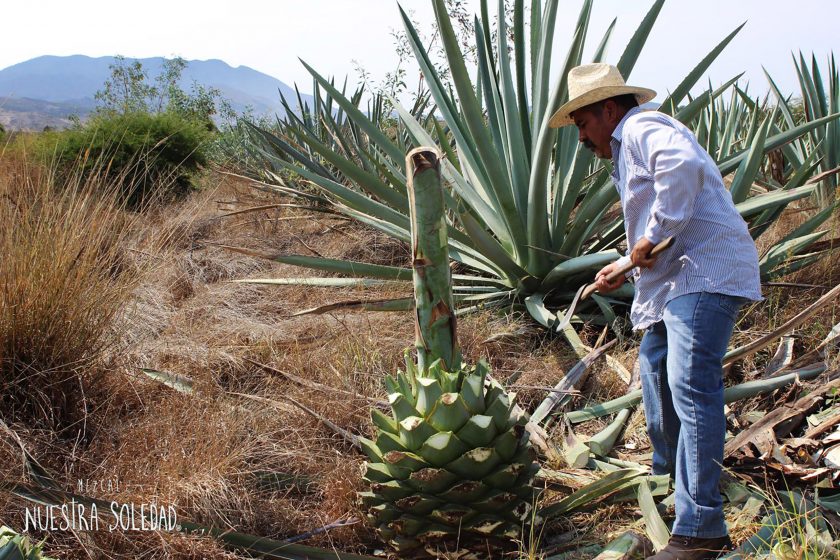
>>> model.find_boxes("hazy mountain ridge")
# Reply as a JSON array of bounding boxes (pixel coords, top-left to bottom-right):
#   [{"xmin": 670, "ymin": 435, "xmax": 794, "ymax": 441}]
[{"xmin": 0, "ymin": 55, "xmax": 308, "ymax": 130}]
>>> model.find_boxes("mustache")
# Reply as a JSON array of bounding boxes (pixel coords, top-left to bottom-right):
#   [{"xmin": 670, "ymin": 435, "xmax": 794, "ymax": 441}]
[{"xmin": 582, "ymin": 140, "xmax": 596, "ymax": 151}]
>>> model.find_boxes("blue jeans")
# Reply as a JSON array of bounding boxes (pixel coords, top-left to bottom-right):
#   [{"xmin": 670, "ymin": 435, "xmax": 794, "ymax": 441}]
[{"xmin": 639, "ymin": 292, "xmax": 746, "ymax": 538}]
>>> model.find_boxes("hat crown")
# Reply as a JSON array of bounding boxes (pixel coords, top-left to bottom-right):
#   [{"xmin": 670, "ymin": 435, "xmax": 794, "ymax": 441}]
[{"xmin": 567, "ymin": 63, "xmax": 628, "ymax": 100}]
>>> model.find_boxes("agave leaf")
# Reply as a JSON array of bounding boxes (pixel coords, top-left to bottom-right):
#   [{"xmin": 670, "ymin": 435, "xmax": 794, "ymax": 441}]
[
  {"xmin": 659, "ymin": 23, "xmax": 745, "ymax": 115},
  {"xmin": 235, "ymin": 277, "xmax": 406, "ymax": 289},
  {"xmin": 759, "ymin": 231, "xmax": 826, "ymax": 279},
  {"xmin": 775, "ymin": 198, "xmax": 840, "ymax": 245},
  {"xmin": 615, "ymin": 0, "xmax": 664, "ymax": 79},
  {"xmin": 587, "ymin": 408, "xmax": 632, "ymax": 457},
  {"xmin": 524, "ymin": 293, "xmax": 588, "ymax": 357},
  {"xmin": 638, "ymin": 479, "xmax": 670, "ymax": 551},
  {"xmin": 591, "ymin": 18, "xmax": 617, "ymax": 64},
  {"xmin": 540, "ymin": 250, "xmax": 621, "ymax": 291},
  {"xmin": 729, "ymin": 117, "xmax": 771, "ymax": 204},
  {"xmin": 283, "ymin": 120, "xmax": 407, "ymax": 210},
  {"xmin": 531, "ymin": 339, "xmax": 615, "ymax": 425},
  {"xmin": 528, "ymin": 0, "xmax": 593, "ymax": 274},
  {"xmin": 238, "ymin": 252, "xmax": 412, "ymax": 281},
  {"xmin": 540, "ymin": 468, "xmax": 646, "ymax": 518},
  {"xmin": 674, "ymin": 74, "xmax": 743, "ymax": 125},
  {"xmin": 428, "ymin": 0, "xmax": 526, "ymax": 254},
  {"xmin": 735, "ymin": 183, "xmax": 818, "ymax": 217},
  {"xmin": 495, "ymin": 0, "xmax": 530, "ymax": 214},
  {"xmin": 719, "ymin": 113, "xmax": 840, "ymax": 176},
  {"xmin": 141, "ymin": 368, "xmax": 194, "ymax": 394},
  {"xmin": 529, "ymin": 0, "xmax": 559, "ymax": 148},
  {"xmin": 300, "ymin": 60, "xmax": 403, "ymax": 165}
]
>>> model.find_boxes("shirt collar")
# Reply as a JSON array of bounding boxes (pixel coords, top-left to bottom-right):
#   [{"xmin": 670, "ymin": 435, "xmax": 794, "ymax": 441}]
[
  {"xmin": 609, "ymin": 106, "xmax": 642, "ymax": 186},
  {"xmin": 611, "ymin": 105, "xmax": 643, "ymax": 144}
]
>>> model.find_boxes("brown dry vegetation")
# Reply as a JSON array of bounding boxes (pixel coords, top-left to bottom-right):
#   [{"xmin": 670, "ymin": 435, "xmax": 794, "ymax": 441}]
[{"xmin": 1, "ymin": 151, "xmax": 839, "ymax": 558}]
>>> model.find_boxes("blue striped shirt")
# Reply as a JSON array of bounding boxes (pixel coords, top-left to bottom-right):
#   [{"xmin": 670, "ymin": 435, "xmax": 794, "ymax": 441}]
[{"xmin": 610, "ymin": 107, "xmax": 763, "ymax": 330}]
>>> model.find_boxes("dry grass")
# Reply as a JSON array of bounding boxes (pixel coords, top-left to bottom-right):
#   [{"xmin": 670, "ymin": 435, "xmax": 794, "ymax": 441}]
[
  {"xmin": 1, "ymin": 156, "xmax": 839, "ymax": 558},
  {"xmin": 0, "ymin": 151, "xmax": 148, "ymax": 429}
]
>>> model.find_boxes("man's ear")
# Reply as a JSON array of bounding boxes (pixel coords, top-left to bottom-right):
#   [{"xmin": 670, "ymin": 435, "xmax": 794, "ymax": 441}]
[{"xmin": 604, "ymin": 99, "xmax": 620, "ymax": 124}]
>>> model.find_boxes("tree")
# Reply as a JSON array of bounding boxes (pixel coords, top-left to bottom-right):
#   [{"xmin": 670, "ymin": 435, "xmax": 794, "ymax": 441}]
[
  {"xmin": 93, "ymin": 55, "xmax": 232, "ymax": 129},
  {"xmin": 94, "ymin": 55, "xmax": 156, "ymax": 114}
]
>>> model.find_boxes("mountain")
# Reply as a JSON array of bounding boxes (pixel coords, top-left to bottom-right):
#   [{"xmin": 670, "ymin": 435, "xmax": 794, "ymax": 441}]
[{"xmin": 0, "ymin": 55, "xmax": 310, "ymax": 130}]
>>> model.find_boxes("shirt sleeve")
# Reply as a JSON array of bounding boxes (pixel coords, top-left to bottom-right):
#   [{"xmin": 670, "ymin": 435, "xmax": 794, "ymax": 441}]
[
  {"xmin": 614, "ymin": 254, "xmax": 635, "ymax": 280},
  {"xmin": 628, "ymin": 118, "xmax": 706, "ymax": 244}
]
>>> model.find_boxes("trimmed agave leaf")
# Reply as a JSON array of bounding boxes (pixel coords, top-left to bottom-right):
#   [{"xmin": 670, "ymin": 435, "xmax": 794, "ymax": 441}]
[
  {"xmin": 456, "ymin": 415, "xmax": 498, "ymax": 447},
  {"xmin": 426, "ymin": 393, "xmax": 471, "ymax": 432},
  {"xmin": 446, "ymin": 447, "xmax": 503, "ymax": 479},
  {"xmin": 414, "ymin": 377, "xmax": 444, "ymax": 416},
  {"xmin": 405, "ymin": 468, "xmax": 460, "ymax": 494},
  {"xmin": 587, "ymin": 408, "xmax": 632, "ymax": 457},
  {"xmin": 397, "ymin": 416, "xmax": 436, "ymax": 451}
]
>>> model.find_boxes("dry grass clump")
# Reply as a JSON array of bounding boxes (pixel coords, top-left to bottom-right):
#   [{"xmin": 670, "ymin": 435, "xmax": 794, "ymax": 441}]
[{"xmin": 0, "ymin": 152, "xmax": 146, "ymax": 428}]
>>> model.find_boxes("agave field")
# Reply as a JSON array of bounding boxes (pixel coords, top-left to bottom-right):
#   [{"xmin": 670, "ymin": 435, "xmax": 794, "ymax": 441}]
[
  {"xmin": 4, "ymin": 0, "xmax": 840, "ymax": 559},
  {"xmin": 244, "ymin": 0, "xmax": 840, "ymax": 358}
]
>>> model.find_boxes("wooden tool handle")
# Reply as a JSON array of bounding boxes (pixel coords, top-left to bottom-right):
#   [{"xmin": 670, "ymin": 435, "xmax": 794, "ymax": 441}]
[{"xmin": 581, "ymin": 236, "xmax": 675, "ymax": 300}]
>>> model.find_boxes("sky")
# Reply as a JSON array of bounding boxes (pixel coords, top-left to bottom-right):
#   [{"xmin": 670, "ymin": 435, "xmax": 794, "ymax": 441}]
[{"xmin": 2, "ymin": 0, "xmax": 838, "ymax": 103}]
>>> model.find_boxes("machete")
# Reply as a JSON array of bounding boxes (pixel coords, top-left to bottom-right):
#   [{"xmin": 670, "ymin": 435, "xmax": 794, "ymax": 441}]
[{"xmin": 555, "ymin": 236, "xmax": 675, "ymax": 333}]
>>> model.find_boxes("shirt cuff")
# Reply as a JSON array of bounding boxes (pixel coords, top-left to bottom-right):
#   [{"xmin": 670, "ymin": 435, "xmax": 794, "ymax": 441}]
[{"xmin": 615, "ymin": 255, "xmax": 634, "ymax": 280}]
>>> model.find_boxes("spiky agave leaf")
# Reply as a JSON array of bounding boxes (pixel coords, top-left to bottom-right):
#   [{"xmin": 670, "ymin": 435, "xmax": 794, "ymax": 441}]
[{"xmin": 360, "ymin": 148, "xmax": 537, "ymax": 558}]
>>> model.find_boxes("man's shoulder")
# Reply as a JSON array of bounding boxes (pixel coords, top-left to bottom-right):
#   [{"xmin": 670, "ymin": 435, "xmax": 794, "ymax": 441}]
[
  {"xmin": 622, "ymin": 109, "xmax": 680, "ymax": 136},
  {"xmin": 620, "ymin": 109, "xmax": 691, "ymax": 151}
]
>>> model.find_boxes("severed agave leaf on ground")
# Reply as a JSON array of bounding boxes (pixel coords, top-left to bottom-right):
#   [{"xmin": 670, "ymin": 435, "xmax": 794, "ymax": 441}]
[
  {"xmin": 592, "ymin": 531, "xmax": 653, "ymax": 560},
  {"xmin": 637, "ymin": 479, "xmax": 670, "ymax": 552},
  {"xmin": 141, "ymin": 368, "xmax": 194, "ymax": 394},
  {"xmin": 765, "ymin": 335, "xmax": 795, "ymax": 377}
]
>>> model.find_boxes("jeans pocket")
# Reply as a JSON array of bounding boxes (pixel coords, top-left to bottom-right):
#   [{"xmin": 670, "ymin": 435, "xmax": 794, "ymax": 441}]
[{"xmin": 716, "ymin": 293, "xmax": 747, "ymax": 316}]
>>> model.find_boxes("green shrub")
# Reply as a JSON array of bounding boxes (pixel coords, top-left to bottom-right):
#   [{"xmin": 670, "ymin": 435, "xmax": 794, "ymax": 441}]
[{"xmin": 42, "ymin": 111, "xmax": 212, "ymax": 208}]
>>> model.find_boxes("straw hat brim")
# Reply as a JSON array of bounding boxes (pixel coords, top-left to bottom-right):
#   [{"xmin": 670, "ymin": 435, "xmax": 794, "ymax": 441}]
[{"xmin": 548, "ymin": 85, "xmax": 657, "ymax": 128}]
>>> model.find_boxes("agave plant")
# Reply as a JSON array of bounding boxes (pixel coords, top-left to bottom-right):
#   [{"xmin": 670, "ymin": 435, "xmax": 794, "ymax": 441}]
[
  {"xmin": 242, "ymin": 0, "xmax": 839, "ymax": 347},
  {"xmin": 764, "ymin": 52, "xmax": 839, "ymax": 205},
  {"xmin": 357, "ymin": 148, "xmax": 537, "ymax": 558},
  {"xmin": 0, "ymin": 526, "xmax": 54, "ymax": 559}
]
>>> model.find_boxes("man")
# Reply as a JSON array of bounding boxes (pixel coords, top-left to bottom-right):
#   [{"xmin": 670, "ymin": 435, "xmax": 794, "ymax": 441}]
[{"xmin": 549, "ymin": 64, "xmax": 762, "ymax": 560}]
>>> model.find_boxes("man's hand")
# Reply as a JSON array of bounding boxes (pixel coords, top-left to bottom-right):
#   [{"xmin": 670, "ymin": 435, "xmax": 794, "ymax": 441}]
[
  {"xmin": 594, "ymin": 262, "xmax": 626, "ymax": 294},
  {"xmin": 630, "ymin": 237, "xmax": 658, "ymax": 269}
]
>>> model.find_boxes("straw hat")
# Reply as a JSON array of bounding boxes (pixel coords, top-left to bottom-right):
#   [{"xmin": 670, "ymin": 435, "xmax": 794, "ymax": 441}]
[{"xmin": 548, "ymin": 63, "xmax": 656, "ymax": 128}]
